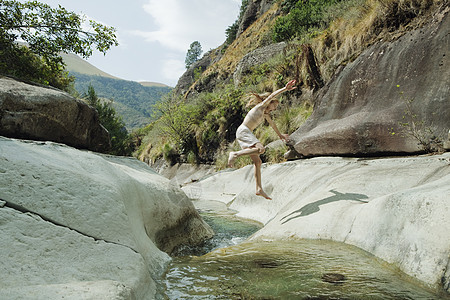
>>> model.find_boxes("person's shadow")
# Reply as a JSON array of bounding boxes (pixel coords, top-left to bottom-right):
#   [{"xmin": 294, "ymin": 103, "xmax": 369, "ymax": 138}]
[{"xmin": 280, "ymin": 189, "xmax": 369, "ymax": 224}]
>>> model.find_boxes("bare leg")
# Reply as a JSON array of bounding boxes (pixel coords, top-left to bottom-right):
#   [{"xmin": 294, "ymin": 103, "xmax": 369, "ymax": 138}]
[
  {"xmin": 250, "ymin": 154, "xmax": 271, "ymax": 200},
  {"xmin": 227, "ymin": 146, "xmax": 260, "ymax": 167}
]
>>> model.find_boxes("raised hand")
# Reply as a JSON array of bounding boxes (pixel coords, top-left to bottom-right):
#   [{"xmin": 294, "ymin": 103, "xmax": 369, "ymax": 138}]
[{"xmin": 285, "ymin": 79, "xmax": 297, "ymax": 91}]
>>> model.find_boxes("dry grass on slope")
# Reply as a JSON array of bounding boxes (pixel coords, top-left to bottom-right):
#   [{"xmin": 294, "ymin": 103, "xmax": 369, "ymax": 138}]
[
  {"xmin": 313, "ymin": 0, "xmax": 445, "ymax": 82},
  {"xmin": 201, "ymin": 3, "xmax": 281, "ymax": 82},
  {"xmin": 192, "ymin": 0, "xmax": 444, "ymax": 97}
]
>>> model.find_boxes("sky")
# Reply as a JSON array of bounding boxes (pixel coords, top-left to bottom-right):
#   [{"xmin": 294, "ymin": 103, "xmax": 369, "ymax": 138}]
[{"xmin": 34, "ymin": 0, "xmax": 241, "ymax": 87}]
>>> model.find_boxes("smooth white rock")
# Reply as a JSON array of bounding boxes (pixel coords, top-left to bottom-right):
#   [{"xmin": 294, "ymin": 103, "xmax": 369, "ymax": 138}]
[
  {"xmin": 188, "ymin": 153, "xmax": 450, "ymax": 292},
  {"xmin": 0, "ymin": 207, "xmax": 152, "ymax": 299},
  {"xmin": 0, "ymin": 137, "xmax": 212, "ymax": 299}
]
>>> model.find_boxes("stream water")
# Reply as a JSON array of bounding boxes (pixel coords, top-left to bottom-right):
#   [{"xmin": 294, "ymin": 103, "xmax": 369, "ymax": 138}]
[{"xmin": 164, "ymin": 201, "xmax": 447, "ymax": 299}]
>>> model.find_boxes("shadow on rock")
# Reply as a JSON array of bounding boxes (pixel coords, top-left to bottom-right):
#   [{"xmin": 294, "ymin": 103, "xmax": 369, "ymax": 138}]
[{"xmin": 281, "ymin": 190, "xmax": 369, "ymax": 224}]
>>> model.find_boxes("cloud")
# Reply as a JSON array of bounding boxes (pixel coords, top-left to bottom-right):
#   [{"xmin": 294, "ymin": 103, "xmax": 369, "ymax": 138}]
[
  {"xmin": 128, "ymin": 0, "xmax": 240, "ymax": 85},
  {"xmin": 162, "ymin": 58, "xmax": 186, "ymax": 83},
  {"xmin": 134, "ymin": 0, "xmax": 240, "ymax": 53}
]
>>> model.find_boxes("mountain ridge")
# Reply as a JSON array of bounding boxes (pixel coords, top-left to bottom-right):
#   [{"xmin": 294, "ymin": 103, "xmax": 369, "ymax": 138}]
[
  {"xmin": 61, "ymin": 52, "xmax": 170, "ymax": 88},
  {"xmin": 61, "ymin": 53, "xmax": 172, "ymax": 130},
  {"xmin": 60, "ymin": 52, "xmax": 119, "ymax": 80}
]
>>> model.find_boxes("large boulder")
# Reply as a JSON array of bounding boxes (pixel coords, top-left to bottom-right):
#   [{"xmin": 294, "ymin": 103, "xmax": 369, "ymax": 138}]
[
  {"xmin": 188, "ymin": 153, "xmax": 450, "ymax": 294},
  {"xmin": 0, "ymin": 76, "xmax": 110, "ymax": 153},
  {"xmin": 288, "ymin": 9, "xmax": 450, "ymax": 158},
  {"xmin": 0, "ymin": 137, "xmax": 213, "ymax": 299}
]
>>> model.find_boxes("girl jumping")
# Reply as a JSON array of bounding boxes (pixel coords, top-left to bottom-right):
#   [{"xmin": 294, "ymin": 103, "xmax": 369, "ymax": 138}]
[{"xmin": 228, "ymin": 79, "xmax": 297, "ymax": 199}]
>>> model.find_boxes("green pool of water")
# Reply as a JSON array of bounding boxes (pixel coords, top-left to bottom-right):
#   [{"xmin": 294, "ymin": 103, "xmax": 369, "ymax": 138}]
[{"xmin": 164, "ymin": 212, "xmax": 447, "ymax": 299}]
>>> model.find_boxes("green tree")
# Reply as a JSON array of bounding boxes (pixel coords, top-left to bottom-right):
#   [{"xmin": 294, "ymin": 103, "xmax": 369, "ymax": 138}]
[
  {"xmin": 0, "ymin": 0, "xmax": 118, "ymax": 89},
  {"xmin": 153, "ymin": 93, "xmax": 199, "ymax": 151},
  {"xmin": 224, "ymin": 0, "xmax": 249, "ymax": 46},
  {"xmin": 185, "ymin": 41, "xmax": 202, "ymax": 69},
  {"xmin": 84, "ymin": 85, "xmax": 132, "ymax": 156}
]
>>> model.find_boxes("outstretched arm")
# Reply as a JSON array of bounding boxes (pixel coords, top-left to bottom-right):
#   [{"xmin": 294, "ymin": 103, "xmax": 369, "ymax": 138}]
[
  {"xmin": 265, "ymin": 114, "xmax": 290, "ymax": 142},
  {"xmin": 260, "ymin": 79, "xmax": 297, "ymax": 108}
]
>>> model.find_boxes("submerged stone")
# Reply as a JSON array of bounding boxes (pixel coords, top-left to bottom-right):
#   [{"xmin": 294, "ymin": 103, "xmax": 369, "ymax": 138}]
[{"xmin": 321, "ymin": 273, "xmax": 347, "ymax": 284}]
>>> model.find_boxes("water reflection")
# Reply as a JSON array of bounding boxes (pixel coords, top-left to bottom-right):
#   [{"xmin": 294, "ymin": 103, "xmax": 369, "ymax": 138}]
[
  {"xmin": 166, "ymin": 240, "xmax": 445, "ymax": 299},
  {"xmin": 164, "ymin": 211, "xmax": 447, "ymax": 299}
]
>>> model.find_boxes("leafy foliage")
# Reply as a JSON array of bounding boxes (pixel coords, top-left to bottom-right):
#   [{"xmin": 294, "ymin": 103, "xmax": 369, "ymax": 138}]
[
  {"xmin": 152, "ymin": 93, "xmax": 200, "ymax": 154},
  {"xmin": 194, "ymin": 87, "xmax": 246, "ymax": 161},
  {"xmin": 185, "ymin": 41, "xmax": 203, "ymax": 69},
  {"xmin": 137, "ymin": 85, "xmax": 247, "ymax": 165},
  {"xmin": 0, "ymin": 0, "xmax": 118, "ymax": 89},
  {"xmin": 0, "ymin": 0, "xmax": 117, "ymax": 64},
  {"xmin": 0, "ymin": 38, "xmax": 73, "ymax": 89},
  {"xmin": 84, "ymin": 85, "xmax": 133, "ymax": 156},
  {"xmin": 280, "ymin": 0, "xmax": 300, "ymax": 13},
  {"xmin": 273, "ymin": 0, "xmax": 340, "ymax": 42}
]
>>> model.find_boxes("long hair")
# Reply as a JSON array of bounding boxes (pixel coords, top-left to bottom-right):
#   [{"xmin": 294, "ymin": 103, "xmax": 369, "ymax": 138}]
[{"xmin": 245, "ymin": 92, "xmax": 272, "ymax": 108}]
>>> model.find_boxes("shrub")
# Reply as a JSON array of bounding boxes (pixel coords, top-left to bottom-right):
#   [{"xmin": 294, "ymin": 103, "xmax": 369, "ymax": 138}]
[
  {"xmin": 263, "ymin": 143, "xmax": 289, "ymax": 164},
  {"xmin": 152, "ymin": 93, "xmax": 200, "ymax": 150},
  {"xmin": 272, "ymin": 0, "xmax": 342, "ymax": 42},
  {"xmin": 142, "ymin": 85, "xmax": 246, "ymax": 164},
  {"xmin": 162, "ymin": 143, "xmax": 179, "ymax": 165},
  {"xmin": 84, "ymin": 85, "xmax": 132, "ymax": 156},
  {"xmin": 0, "ymin": 38, "xmax": 74, "ymax": 90}
]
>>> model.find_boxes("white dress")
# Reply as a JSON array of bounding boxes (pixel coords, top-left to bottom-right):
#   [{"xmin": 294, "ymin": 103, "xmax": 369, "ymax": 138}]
[{"xmin": 235, "ymin": 124, "xmax": 260, "ymax": 149}]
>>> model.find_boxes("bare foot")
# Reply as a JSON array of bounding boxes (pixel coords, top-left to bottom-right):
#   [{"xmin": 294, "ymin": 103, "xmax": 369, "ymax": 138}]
[
  {"xmin": 256, "ymin": 189, "xmax": 272, "ymax": 200},
  {"xmin": 227, "ymin": 152, "xmax": 237, "ymax": 167}
]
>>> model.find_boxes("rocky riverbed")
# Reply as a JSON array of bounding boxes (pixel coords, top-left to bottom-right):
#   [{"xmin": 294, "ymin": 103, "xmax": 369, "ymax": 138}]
[
  {"xmin": 1, "ymin": 136, "xmax": 449, "ymax": 298},
  {"xmin": 182, "ymin": 153, "xmax": 450, "ymax": 294},
  {"xmin": 0, "ymin": 137, "xmax": 213, "ymax": 299}
]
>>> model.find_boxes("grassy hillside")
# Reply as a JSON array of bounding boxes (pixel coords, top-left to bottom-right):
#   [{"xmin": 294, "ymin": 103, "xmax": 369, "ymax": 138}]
[
  {"xmin": 135, "ymin": 0, "xmax": 443, "ymax": 167},
  {"xmin": 61, "ymin": 53, "xmax": 172, "ymax": 130},
  {"xmin": 70, "ymin": 72, "xmax": 172, "ymax": 130},
  {"xmin": 60, "ymin": 53, "xmax": 119, "ymax": 79},
  {"xmin": 139, "ymin": 81, "xmax": 170, "ymax": 88}
]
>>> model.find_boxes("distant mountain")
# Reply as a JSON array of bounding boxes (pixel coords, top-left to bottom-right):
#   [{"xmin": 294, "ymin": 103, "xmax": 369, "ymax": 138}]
[
  {"xmin": 60, "ymin": 53, "xmax": 120, "ymax": 79},
  {"xmin": 138, "ymin": 81, "xmax": 169, "ymax": 88},
  {"xmin": 61, "ymin": 53, "xmax": 172, "ymax": 130},
  {"xmin": 69, "ymin": 72, "xmax": 172, "ymax": 130}
]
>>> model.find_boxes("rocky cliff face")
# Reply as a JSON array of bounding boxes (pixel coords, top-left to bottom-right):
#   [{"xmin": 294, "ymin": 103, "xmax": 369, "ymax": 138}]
[
  {"xmin": 236, "ymin": 0, "xmax": 276, "ymax": 39},
  {"xmin": 174, "ymin": 50, "xmax": 215, "ymax": 97},
  {"xmin": 175, "ymin": 1, "xmax": 281, "ymax": 99},
  {"xmin": 0, "ymin": 76, "xmax": 110, "ymax": 153},
  {"xmin": 287, "ymin": 7, "xmax": 450, "ymax": 158},
  {"xmin": 174, "ymin": 2, "xmax": 449, "ymax": 159},
  {"xmin": 233, "ymin": 42, "xmax": 287, "ymax": 85}
]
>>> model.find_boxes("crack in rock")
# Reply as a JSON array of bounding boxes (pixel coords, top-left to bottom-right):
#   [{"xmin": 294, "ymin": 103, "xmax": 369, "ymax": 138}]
[{"xmin": 0, "ymin": 198, "xmax": 138, "ymax": 254}]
